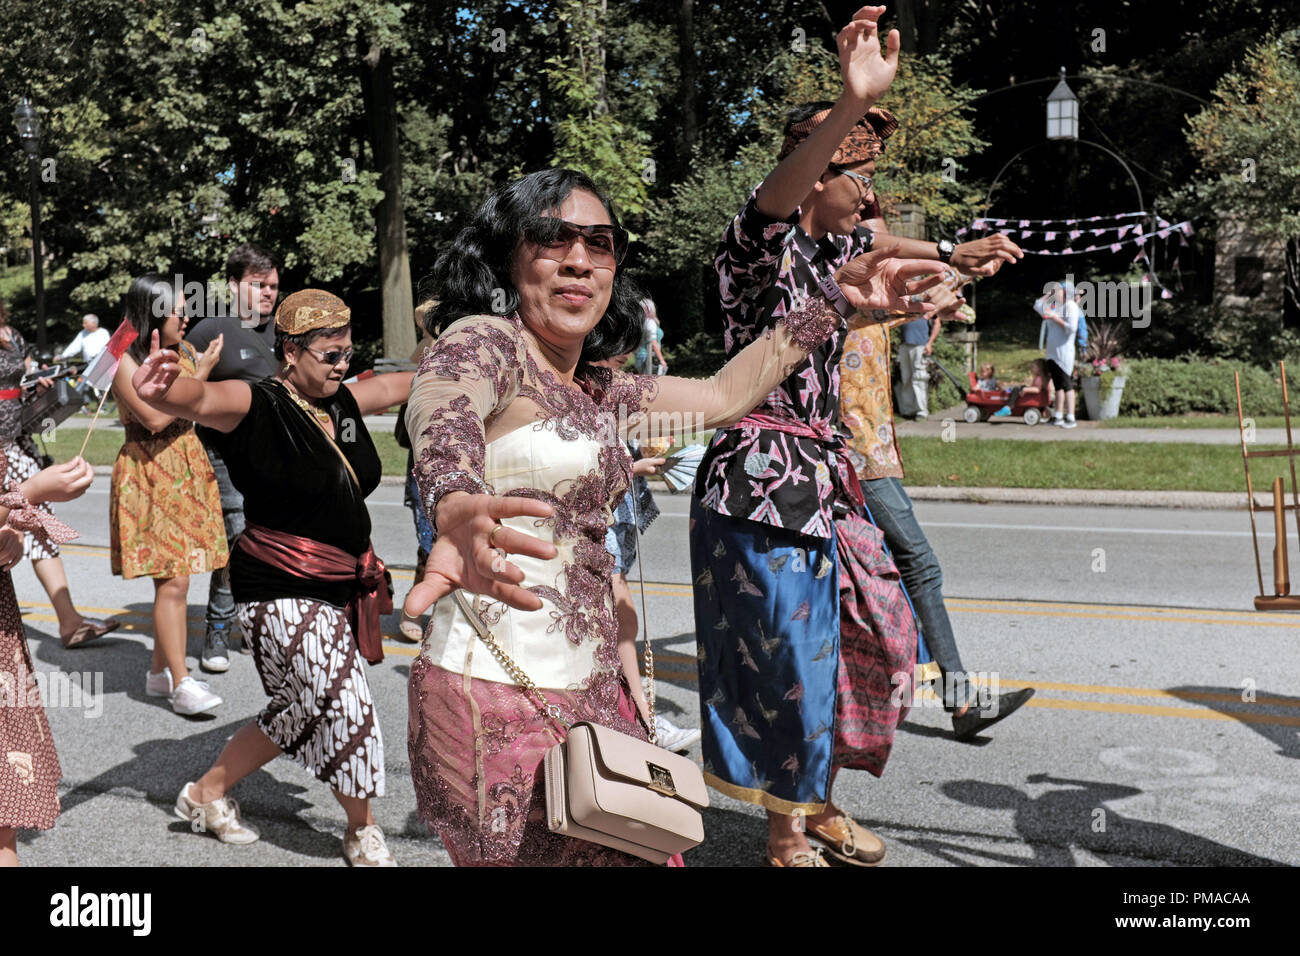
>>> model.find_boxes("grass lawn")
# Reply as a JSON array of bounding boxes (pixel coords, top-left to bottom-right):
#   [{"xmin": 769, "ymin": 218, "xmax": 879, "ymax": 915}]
[
  {"xmin": 897, "ymin": 436, "xmax": 1297, "ymax": 493},
  {"xmin": 1101, "ymin": 414, "xmax": 1292, "ymax": 430},
  {"xmin": 52, "ymin": 427, "xmax": 410, "ymax": 476}
]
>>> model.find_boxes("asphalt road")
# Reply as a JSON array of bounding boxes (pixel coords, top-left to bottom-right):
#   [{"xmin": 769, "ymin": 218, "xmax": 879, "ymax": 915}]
[{"xmin": 13, "ymin": 482, "xmax": 1300, "ymax": 867}]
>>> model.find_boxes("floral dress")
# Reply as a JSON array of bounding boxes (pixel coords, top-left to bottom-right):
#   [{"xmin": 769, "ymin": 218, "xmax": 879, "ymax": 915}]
[
  {"xmin": 110, "ymin": 343, "xmax": 228, "ymax": 578},
  {"xmin": 405, "ymin": 303, "xmax": 838, "ymax": 866}
]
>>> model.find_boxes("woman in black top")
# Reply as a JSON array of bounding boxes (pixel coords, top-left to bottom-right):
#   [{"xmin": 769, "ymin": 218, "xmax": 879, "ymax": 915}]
[{"xmin": 130, "ymin": 289, "xmax": 413, "ymax": 866}]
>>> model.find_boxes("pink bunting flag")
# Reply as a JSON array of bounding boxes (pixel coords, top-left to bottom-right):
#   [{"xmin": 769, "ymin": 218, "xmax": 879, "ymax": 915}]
[
  {"xmin": 1110, "ymin": 242, "xmax": 1122, "ymax": 252},
  {"xmin": 1044, "ymin": 231, "xmax": 1056, "ymax": 241},
  {"xmin": 1019, "ymin": 220, "xmax": 1030, "ymax": 228}
]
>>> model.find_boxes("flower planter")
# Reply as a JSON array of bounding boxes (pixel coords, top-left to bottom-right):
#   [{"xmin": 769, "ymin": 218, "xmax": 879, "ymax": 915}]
[{"xmin": 1081, "ymin": 375, "xmax": 1127, "ymax": 420}]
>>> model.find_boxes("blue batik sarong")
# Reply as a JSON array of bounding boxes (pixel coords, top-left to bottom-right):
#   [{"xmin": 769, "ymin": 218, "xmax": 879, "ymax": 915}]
[{"xmin": 691, "ymin": 499, "xmax": 840, "ymax": 813}]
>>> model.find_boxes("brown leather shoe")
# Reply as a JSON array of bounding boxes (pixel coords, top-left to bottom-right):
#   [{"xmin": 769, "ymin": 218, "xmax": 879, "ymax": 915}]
[
  {"xmin": 766, "ymin": 844, "xmax": 829, "ymax": 867},
  {"xmin": 806, "ymin": 814, "xmax": 886, "ymax": 866}
]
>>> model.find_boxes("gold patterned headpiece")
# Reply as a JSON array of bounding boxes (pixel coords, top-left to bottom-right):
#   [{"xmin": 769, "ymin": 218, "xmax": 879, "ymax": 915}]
[
  {"xmin": 778, "ymin": 105, "xmax": 899, "ymax": 165},
  {"xmin": 275, "ymin": 289, "xmax": 352, "ymax": 335}
]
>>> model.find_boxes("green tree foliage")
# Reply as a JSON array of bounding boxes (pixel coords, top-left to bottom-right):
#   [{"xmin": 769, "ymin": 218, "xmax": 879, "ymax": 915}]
[{"xmin": 1184, "ymin": 30, "xmax": 1300, "ymax": 319}]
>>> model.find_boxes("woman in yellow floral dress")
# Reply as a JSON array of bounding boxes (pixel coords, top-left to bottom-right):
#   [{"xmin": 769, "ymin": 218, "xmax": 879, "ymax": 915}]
[{"xmin": 110, "ymin": 275, "xmax": 228, "ymax": 717}]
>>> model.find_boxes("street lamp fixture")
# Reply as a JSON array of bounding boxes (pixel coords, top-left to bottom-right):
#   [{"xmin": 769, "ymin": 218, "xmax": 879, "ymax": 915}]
[
  {"xmin": 11, "ymin": 97, "xmax": 46, "ymax": 350},
  {"xmin": 1046, "ymin": 67, "xmax": 1078, "ymax": 141}
]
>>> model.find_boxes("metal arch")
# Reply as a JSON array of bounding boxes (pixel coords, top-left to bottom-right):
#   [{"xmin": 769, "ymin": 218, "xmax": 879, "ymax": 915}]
[{"xmin": 977, "ymin": 137, "xmax": 1163, "ymax": 288}]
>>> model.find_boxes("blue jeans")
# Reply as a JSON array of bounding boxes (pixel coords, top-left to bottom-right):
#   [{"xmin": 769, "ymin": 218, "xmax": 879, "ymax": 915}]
[
  {"xmin": 859, "ymin": 477, "xmax": 970, "ymax": 711},
  {"xmin": 403, "ymin": 455, "xmax": 434, "ymax": 563},
  {"xmin": 204, "ymin": 444, "xmax": 245, "ymax": 631}
]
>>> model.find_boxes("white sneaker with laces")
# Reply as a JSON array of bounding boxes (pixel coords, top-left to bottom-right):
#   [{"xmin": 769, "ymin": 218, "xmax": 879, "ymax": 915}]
[
  {"xmin": 174, "ymin": 783, "xmax": 260, "ymax": 844},
  {"xmin": 1062, "ymin": 414, "xmax": 1077, "ymax": 429},
  {"xmin": 145, "ymin": 669, "xmax": 173, "ymax": 698},
  {"xmin": 343, "ymin": 824, "xmax": 398, "ymax": 866},
  {"xmin": 171, "ymin": 676, "xmax": 222, "ymax": 716},
  {"xmin": 653, "ymin": 714, "xmax": 702, "ymax": 753}
]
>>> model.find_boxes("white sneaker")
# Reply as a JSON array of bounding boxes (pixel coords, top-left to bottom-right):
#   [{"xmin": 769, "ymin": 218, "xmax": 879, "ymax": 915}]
[
  {"xmin": 654, "ymin": 714, "xmax": 702, "ymax": 753},
  {"xmin": 343, "ymin": 824, "xmax": 398, "ymax": 866},
  {"xmin": 1062, "ymin": 415, "xmax": 1077, "ymax": 429},
  {"xmin": 1051, "ymin": 415, "xmax": 1066, "ymax": 427},
  {"xmin": 174, "ymin": 783, "xmax": 260, "ymax": 845},
  {"xmin": 145, "ymin": 669, "xmax": 173, "ymax": 698},
  {"xmin": 171, "ymin": 676, "xmax": 222, "ymax": 716}
]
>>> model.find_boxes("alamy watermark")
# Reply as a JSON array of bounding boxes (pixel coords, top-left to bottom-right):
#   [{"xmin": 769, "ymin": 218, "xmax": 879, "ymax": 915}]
[
  {"xmin": 152, "ymin": 275, "xmax": 268, "ymax": 327},
  {"xmin": 1, "ymin": 669, "xmax": 104, "ymax": 718},
  {"xmin": 1046, "ymin": 273, "xmax": 1152, "ymax": 329}
]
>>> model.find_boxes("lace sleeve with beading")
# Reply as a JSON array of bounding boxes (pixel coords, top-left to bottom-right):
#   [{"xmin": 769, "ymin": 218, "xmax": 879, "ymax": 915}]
[
  {"xmin": 602, "ymin": 292, "xmax": 841, "ymax": 439},
  {"xmin": 406, "ymin": 315, "xmax": 525, "ymax": 525}
]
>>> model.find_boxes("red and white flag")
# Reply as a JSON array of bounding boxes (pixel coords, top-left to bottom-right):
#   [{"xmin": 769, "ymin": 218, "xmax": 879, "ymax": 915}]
[{"xmin": 83, "ymin": 319, "xmax": 139, "ymax": 391}]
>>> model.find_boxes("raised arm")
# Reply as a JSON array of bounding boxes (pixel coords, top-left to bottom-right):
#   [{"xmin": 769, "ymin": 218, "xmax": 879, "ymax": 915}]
[
  {"xmin": 755, "ymin": 6, "xmax": 898, "ymax": 219},
  {"xmin": 350, "ymin": 370, "xmax": 415, "ymax": 417},
  {"xmin": 130, "ymin": 330, "xmax": 252, "ymax": 433}
]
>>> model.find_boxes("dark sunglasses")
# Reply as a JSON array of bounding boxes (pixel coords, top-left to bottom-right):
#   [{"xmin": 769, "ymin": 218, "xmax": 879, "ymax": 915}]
[
  {"xmin": 521, "ymin": 217, "xmax": 629, "ymax": 267},
  {"xmin": 303, "ymin": 344, "xmax": 354, "ymax": 366}
]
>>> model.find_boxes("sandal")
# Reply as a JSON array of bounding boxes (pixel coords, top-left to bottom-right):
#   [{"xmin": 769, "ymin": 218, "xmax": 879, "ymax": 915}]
[
  {"xmin": 61, "ymin": 617, "xmax": 121, "ymax": 649},
  {"xmin": 766, "ymin": 844, "xmax": 829, "ymax": 867},
  {"xmin": 396, "ymin": 609, "xmax": 423, "ymax": 643}
]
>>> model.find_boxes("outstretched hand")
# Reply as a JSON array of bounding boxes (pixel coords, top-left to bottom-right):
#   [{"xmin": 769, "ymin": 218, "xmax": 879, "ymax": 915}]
[
  {"xmin": 952, "ymin": 234, "xmax": 1023, "ymax": 276},
  {"xmin": 834, "ymin": 244, "xmax": 946, "ymax": 314},
  {"xmin": 130, "ymin": 329, "xmax": 182, "ymax": 404},
  {"xmin": 838, "ymin": 5, "xmax": 900, "ymax": 105},
  {"xmin": 403, "ymin": 492, "xmax": 559, "ymax": 618}
]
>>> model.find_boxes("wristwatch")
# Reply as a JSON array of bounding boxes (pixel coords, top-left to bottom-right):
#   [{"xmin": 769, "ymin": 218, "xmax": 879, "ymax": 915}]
[
  {"xmin": 936, "ymin": 238, "xmax": 955, "ymax": 263},
  {"xmin": 817, "ymin": 272, "xmax": 856, "ymax": 319}
]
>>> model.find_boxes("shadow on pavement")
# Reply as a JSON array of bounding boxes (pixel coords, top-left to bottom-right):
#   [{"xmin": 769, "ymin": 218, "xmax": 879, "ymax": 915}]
[
  {"xmin": 927, "ymin": 774, "xmax": 1285, "ymax": 866},
  {"xmin": 31, "ymin": 716, "xmax": 343, "ymax": 860},
  {"xmin": 1164, "ymin": 685, "xmax": 1300, "ymax": 760}
]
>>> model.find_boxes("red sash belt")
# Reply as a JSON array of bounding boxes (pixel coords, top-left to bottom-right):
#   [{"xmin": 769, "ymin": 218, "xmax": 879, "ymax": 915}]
[
  {"xmin": 0, "ymin": 388, "xmax": 21, "ymax": 400},
  {"xmin": 735, "ymin": 411, "xmax": 865, "ymax": 513},
  {"xmin": 238, "ymin": 523, "xmax": 392, "ymax": 663}
]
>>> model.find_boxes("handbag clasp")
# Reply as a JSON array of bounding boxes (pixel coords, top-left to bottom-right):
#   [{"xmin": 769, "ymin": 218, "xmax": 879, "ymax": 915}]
[{"xmin": 647, "ymin": 763, "xmax": 677, "ymax": 797}]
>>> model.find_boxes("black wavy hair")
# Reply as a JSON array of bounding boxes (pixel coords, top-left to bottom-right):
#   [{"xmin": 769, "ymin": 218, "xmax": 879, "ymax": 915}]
[
  {"xmin": 123, "ymin": 274, "xmax": 178, "ymax": 363},
  {"xmin": 425, "ymin": 168, "xmax": 642, "ymax": 364}
]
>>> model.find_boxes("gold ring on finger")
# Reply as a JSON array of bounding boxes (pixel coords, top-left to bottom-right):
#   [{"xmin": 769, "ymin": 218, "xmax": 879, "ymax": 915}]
[{"xmin": 487, "ymin": 523, "xmax": 504, "ymax": 549}]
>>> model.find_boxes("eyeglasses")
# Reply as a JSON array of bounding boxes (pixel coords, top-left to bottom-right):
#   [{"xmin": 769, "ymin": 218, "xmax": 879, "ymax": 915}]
[
  {"xmin": 303, "ymin": 345, "xmax": 353, "ymax": 366},
  {"xmin": 835, "ymin": 168, "xmax": 874, "ymax": 192},
  {"xmin": 521, "ymin": 217, "xmax": 629, "ymax": 268}
]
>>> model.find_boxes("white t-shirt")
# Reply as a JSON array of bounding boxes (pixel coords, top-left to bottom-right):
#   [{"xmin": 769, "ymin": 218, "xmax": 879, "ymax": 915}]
[{"xmin": 1038, "ymin": 300, "xmax": 1079, "ymax": 375}]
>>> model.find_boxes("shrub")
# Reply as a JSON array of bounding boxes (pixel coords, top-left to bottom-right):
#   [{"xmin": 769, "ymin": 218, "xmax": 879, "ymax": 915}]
[{"xmin": 1118, "ymin": 357, "xmax": 1299, "ymax": 417}]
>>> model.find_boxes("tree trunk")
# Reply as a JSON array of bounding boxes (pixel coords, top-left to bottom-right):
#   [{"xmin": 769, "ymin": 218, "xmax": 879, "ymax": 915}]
[
  {"xmin": 677, "ymin": 0, "xmax": 697, "ymax": 165},
  {"xmin": 360, "ymin": 42, "xmax": 415, "ymax": 361},
  {"xmin": 895, "ymin": 0, "xmax": 919, "ymax": 53}
]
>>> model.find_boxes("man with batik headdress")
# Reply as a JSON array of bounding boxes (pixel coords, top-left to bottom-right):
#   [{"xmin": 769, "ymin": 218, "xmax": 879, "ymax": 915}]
[
  {"xmin": 690, "ymin": 5, "xmax": 1021, "ymax": 868},
  {"xmin": 131, "ymin": 288, "xmax": 415, "ymax": 866}
]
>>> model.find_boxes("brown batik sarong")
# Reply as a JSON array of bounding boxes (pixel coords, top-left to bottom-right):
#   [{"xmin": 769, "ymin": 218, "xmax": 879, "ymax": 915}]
[{"xmin": 238, "ymin": 598, "xmax": 384, "ymax": 798}]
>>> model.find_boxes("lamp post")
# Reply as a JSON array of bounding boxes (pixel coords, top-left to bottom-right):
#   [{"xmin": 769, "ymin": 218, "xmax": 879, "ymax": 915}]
[{"xmin": 12, "ymin": 97, "xmax": 46, "ymax": 351}]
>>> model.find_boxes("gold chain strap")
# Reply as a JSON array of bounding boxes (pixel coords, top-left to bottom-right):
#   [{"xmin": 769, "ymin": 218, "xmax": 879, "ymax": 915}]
[
  {"xmin": 451, "ymin": 583, "xmax": 658, "ymax": 744},
  {"xmin": 451, "ymin": 589, "xmax": 577, "ymax": 738}
]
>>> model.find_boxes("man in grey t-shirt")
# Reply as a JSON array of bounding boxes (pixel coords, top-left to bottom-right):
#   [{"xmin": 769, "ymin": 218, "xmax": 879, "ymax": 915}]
[{"xmin": 185, "ymin": 243, "xmax": 280, "ymax": 671}]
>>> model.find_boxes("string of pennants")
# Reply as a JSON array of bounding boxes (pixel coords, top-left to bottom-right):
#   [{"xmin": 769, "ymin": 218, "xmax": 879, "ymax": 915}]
[{"xmin": 958, "ymin": 211, "xmax": 1195, "ymax": 257}]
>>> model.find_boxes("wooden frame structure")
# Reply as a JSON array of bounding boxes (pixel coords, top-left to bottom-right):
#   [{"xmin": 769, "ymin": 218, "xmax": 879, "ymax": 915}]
[{"xmin": 1236, "ymin": 360, "xmax": 1300, "ymax": 609}]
